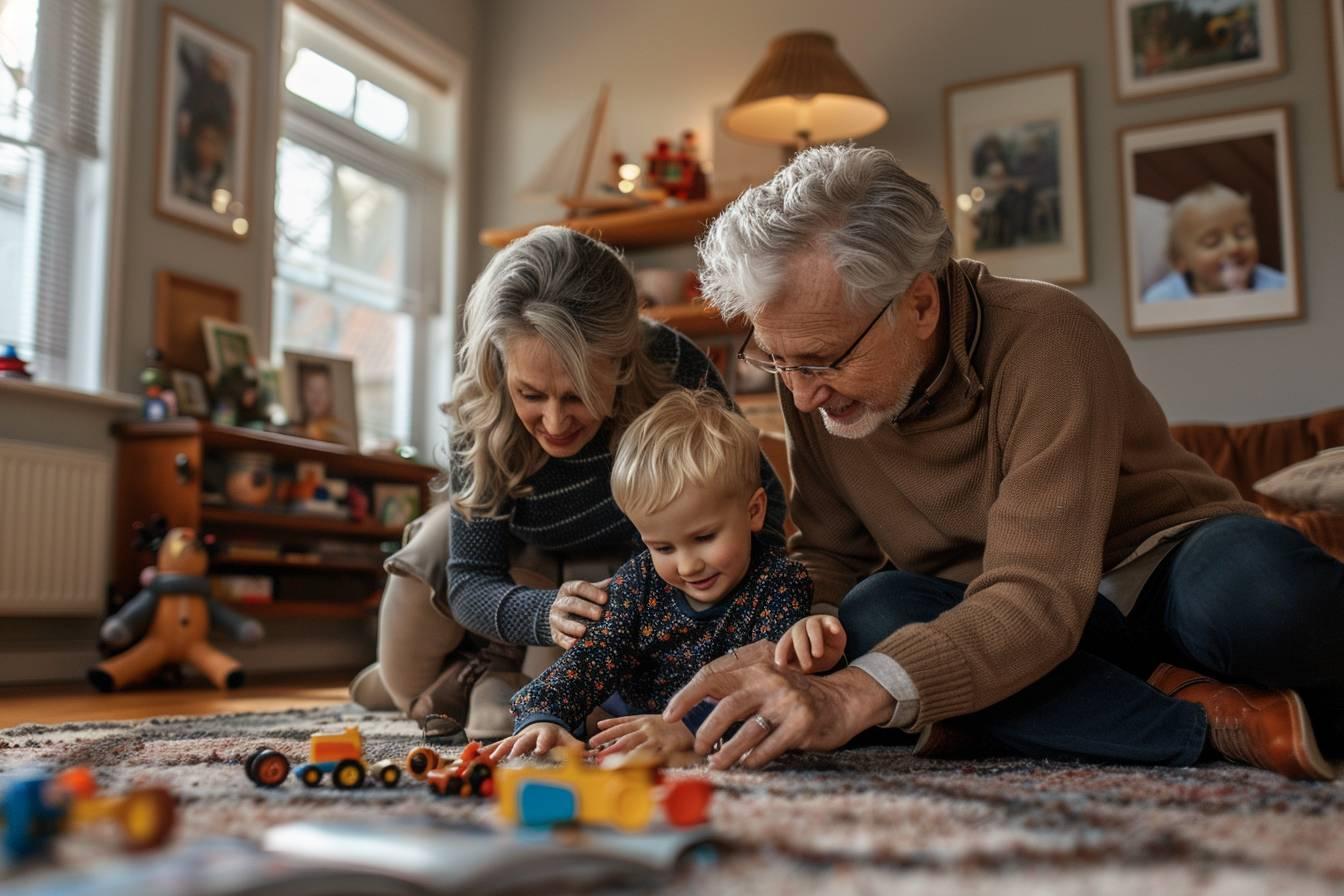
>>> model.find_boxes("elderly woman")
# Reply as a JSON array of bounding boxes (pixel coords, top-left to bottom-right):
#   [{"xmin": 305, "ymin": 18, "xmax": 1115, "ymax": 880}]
[{"xmin": 350, "ymin": 225, "xmax": 787, "ymax": 740}]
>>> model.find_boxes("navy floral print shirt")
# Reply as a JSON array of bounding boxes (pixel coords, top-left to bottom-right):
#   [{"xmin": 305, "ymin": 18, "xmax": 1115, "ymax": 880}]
[{"xmin": 511, "ymin": 538, "xmax": 812, "ymax": 734}]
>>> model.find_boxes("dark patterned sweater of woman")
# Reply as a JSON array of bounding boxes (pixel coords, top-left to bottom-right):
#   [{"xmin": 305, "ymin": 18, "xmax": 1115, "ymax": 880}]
[
  {"xmin": 512, "ymin": 537, "xmax": 812, "ymax": 733},
  {"xmin": 446, "ymin": 322, "xmax": 788, "ymax": 646}
]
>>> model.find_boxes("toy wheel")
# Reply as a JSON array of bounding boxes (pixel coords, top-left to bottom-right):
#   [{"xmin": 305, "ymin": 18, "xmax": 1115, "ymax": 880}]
[
  {"xmin": 299, "ymin": 765, "xmax": 323, "ymax": 787},
  {"xmin": 333, "ymin": 759, "xmax": 366, "ymax": 790},
  {"xmin": 250, "ymin": 750, "xmax": 291, "ymax": 789},
  {"xmin": 118, "ymin": 788, "xmax": 176, "ymax": 851},
  {"xmin": 466, "ymin": 763, "xmax": 493, "ymax": 796},
  {"xmin": 373, "ymin": 760, "xmax": 401, "ymax": 788},
  {"xmin": 425, "ymin": 769, "xmax": 457, "ymax": 797},
  {"xmin": 244, "ymin": 748, "xmax": 268, "ymax": 783},
  {"xmin": 406, "ymin": 746, "xmax": 441, "ymax": 780},
  {"xmin": 661, "ymin": 778, "xmax": 713, "ymax": 827}
]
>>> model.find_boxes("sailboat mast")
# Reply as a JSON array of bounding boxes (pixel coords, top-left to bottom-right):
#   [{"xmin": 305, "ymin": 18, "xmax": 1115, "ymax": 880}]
[{"xmin": 567, "ymin": 83, "xmax": 610, "ymax": 219}]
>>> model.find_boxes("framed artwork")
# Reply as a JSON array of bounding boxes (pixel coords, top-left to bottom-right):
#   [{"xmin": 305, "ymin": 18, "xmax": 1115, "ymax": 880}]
[
  {"xmin": 171, "ymin": 370, "xmax": 211, "ymax": 417},
  {"xmin": 944, "ymin": 65, "xmax": 1088, "ymax": 286},
  {"xmin": 1328, "ymin": 0, "xmax": 1344, "ymax": 187},
  {"xmin": 1110, "ymin": 0, "xmax": 1285, "ymax": 101},
  {"xmin": 372, "ymin": 483, "xmax": 421, "ymax": 529},
  {"xmin": 154, "ymin": 271, "xmax": 238, "ymax": 374},
  {"xmin": 201, "ymin": 317, "xmax": 259, "ymax": 376},
  {"xmin": 283, "ymin": 350, "xmax": 360, "ymax": 450},
  {"xmin": 1118, "ymin": 105, "xmax": 1300, "ymax": 335},
  {"xmin": 155, "ymin": 7, "xmax": 253, "ymax": 239}
]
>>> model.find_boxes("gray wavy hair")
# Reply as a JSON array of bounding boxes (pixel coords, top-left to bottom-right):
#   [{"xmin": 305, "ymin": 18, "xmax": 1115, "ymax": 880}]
[
  {"xmin": 697, "ymin": 144, "xmax": 953, "ymax": 319},
  {"xmin": 444, "ymin": 225, "xmax": 672, "ymax": 519}
]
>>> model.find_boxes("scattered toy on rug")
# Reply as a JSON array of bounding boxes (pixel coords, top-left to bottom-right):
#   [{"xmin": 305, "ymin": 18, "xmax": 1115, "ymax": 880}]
[
  {"xmin": 1, "ymin": 767, "xmax": 175, "ymax": 862},
  {"xmin": 244, "ymin": 726, "xmax": 401, "ymax": 790},
  {"xmin": 494, "ymin": 747, "xmax": 713, "ymax": 831},
  {"xmin": 89, "ymin": 523, "xmax": 264, "ymax": 692},
  {"xmin": 405, "ymin": 741, "xmax": 498, "ymax": 798}
]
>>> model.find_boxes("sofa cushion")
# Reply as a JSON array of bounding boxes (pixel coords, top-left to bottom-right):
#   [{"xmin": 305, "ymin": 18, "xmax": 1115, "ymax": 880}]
[{"xmin": 1254, "ymin": 447, "xmax": 1344, "ymax": 514}]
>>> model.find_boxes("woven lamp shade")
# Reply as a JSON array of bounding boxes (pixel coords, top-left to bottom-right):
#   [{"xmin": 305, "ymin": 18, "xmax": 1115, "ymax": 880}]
[{"xmin": 725, "ymin": 31, "xmax": 887, "ymax": 146}]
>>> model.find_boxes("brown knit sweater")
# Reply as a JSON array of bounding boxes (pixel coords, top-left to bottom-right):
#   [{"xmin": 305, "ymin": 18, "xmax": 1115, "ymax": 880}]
[{"xmin": 783, "ymin": 259, "xmax": 1259, "ymax": 728}]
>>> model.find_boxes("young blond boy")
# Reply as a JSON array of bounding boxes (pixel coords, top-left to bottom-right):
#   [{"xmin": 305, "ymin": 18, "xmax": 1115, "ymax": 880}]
[
  {"xmin": 488, "ymin": 389, "xmax": 812, "ymax": 760},
  {"xmin": 1143, "ymin": 182, "xmax": 1287, "ymax": 302}
]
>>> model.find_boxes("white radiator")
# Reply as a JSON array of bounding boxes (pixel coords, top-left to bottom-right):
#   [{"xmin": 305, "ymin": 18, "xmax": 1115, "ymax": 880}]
[{"xmin": 0, "ymin": 438, "xmax": 112, "ymax": 615}]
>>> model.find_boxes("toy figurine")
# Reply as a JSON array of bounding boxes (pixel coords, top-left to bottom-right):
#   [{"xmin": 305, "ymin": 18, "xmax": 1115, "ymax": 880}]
[
  {"xmin": 493, "ymin": 748, "xmax": 712, "ymax": 831},
  {"xmin": 1, "ymin": 767, "xmax": 175, "ymax": 861},
  {"xmin": 243, "ymin": 726, "xmax": 401, "ymax": 790},
  {"xmin": 88, "ymin": 527, "xmax": 264, "ymax": 692},
  {"xmin": 139, "ymin": 348, "xmax": 177, "ymax": 421},
  {"xmin": 0, "ymin": 343, "xmax": 33, "ymax": 380}
]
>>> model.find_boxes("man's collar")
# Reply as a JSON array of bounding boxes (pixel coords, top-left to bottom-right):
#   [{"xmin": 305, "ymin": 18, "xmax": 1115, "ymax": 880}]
[{"xmin": 893, "ymin": 259, "xmax": 984, "ymax": 425}]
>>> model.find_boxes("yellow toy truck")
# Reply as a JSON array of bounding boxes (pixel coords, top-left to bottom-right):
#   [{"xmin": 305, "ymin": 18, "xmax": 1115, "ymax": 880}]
[
  {"xmin": 493, "ymin": 749, "xmax": 712, "ymax": 831},
  {"xmin": 245, "ymin": 727, "xmax": 401, "ymax": 790}
]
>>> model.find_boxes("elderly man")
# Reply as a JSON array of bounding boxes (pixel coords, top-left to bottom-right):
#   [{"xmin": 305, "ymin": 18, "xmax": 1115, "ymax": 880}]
[{"xmin": 663, "ymin": 144, "xmax": 1343, "ymax": 780}]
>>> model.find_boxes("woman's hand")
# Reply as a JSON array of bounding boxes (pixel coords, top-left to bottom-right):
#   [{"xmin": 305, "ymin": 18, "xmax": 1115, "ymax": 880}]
[
  {"xmin": 588, "ymin": 714, "xmax": 694, "ymax": 759},
  {"xmin": 485, "ymin": 722, "xmax": 582, "ymax": 761},
  {"xmin": 773, "ymin": 615, "xmax": 847, "ymax": 673},
  {"xmin": 663, "ymin": 640, "xmax": 895, "ymax": 770},
  {"xmin": 548, "ymin": 578, "xmax": 610, "ymax": 649}
]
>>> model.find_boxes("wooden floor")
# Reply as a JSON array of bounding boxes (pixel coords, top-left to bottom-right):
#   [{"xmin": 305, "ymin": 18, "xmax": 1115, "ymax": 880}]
[{"xmin": 0, "ymin": 673, "xmax": 353, "ymax": 728}]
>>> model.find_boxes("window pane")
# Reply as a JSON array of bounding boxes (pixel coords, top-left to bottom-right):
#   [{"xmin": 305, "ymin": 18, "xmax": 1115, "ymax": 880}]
[
  {"xmin": 0, "ymin": 144, "xmax": 33, "ymax": 349},
  {"xmin": 332, "ymin": 164, "xmax": 405, "ymax": 299},
  {"xmin": 274, "ymin": 137, "xmax": 332, "ymax": 274},
  {"xmin": 285, "ymin": 48, "xmax": 355, "ymax": 117},
  {"xmin": 272, "ymin": 280, "xmax": 411, "ymax": 445},
  {"xmin": 0, "ymin": 0, "xmax": 38, "ymax": 141},
  {"xmin": 354, "ymin": 79, "xmax": 409, "ymax": 143}
]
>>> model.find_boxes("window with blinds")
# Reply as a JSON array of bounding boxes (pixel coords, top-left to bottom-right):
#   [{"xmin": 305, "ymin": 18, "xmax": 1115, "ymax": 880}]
[
  {"xmin": 0, "ymin": 0, "xmax": 113, "ymax": 389},
  {"xmin": 274, "ymin": 3, "xmax": 449, "ymax": 452}
]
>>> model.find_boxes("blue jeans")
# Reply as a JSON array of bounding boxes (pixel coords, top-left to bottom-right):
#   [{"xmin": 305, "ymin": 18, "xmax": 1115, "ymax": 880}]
[{"xmin": 838, "ymin": 515, "xmax": 1344, "ymax": 766}]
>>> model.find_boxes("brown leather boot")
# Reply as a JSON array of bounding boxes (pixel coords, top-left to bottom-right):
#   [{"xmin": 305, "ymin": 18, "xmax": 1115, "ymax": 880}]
[
  {"xmin": 464, "ymin": 640, "xmax": 528, "ymax": 743},
  {"xmin": 1148, "ymin": 663, "xmax": 1336, "ymax": 781},
  {"xmin": 913, "ymin": 720, "xmax": 995, "ymax": 759},
  {"xmin": 409, "ymin": 640, "xmax": 526, "ymax": 740}
]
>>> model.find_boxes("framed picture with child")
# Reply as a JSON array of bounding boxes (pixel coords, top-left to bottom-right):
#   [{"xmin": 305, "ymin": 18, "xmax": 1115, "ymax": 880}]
[
  {"xmin": 155, "ymin": 8, "xmax": 253, "ymax": 240},
  {"xmin": 1118, "ymin": 104, "xmax": 1300, "ymax": 335}
]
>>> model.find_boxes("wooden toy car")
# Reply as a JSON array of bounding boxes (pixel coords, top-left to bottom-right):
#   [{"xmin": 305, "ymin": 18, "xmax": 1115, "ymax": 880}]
[
  {"xmin": 1, "ymin": 767, "xmax": 175, "ymax": 860},
  {"xmin": 404, "ymin": 741, "xmax": 496, "ymax": 797},
  {"xmin": 245, "ymin": 726, "xmax": 401, "ymax": 790},
  {"xmin": 493, "ymin": 749, "xmax": 712, "ymax": 831}
]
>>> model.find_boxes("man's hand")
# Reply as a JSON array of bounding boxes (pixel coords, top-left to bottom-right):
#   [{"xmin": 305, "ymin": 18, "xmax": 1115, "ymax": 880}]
[
  {"xmin": 773, "ymin": 615, "xmax": 847, "ymax": 673},
  {"xmin": 547, "ymin": 578, "xmax": 610, "ymax": 649},
  {"xmin": 663, "ymin": 640, "xmax": 895, "ymax": 770},
  {"xmin": 588, "ymin": 714, "xmax": 694, "ymax": 760},
  {"xmin": 485, "ymin": 722, "xmax": 582, "ymax": 761}
]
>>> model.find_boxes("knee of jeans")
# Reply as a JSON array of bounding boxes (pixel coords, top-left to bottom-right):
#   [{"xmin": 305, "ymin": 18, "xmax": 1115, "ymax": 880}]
[
  {"xmin": 1167, "ymin": 516, "xmax": 1340, "ymax": 665},
  {"xmin": 838, "ymin": 571, "xmax": 950, "ymax": 655}
]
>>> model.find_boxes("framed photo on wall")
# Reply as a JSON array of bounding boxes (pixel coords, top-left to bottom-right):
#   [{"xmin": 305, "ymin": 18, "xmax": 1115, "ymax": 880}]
[
  {"xmin": 155, "ymin": 7, "xmax": 253, "ymax": 239},
  {"xmin": 944, "ymin": 65, "xmax": 1088, "ymax": 286},
  {"xmin": 154, "ymin": 271, "xmax": 239, "ymax": 374},
  {"xmin": 283, "ymin": 350, "xmax": 360, "ymax": 450},
  {"xmin": 1328, "ymin": 0, "xmax": 1344, "ymax": 187},
  {"xmin": 1110, "ymin": 0, "xmax": 1285, "ymax": 101},
  {"xmin": 1118, "ymin": 105, "xmax": 1301, "ymax": 335}
]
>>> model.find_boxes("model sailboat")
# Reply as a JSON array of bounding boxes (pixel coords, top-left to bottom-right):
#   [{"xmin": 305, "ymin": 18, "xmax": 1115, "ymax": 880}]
[{"xmin": 517, "ymin": 84, "xmax": 661, "ymax": 217}]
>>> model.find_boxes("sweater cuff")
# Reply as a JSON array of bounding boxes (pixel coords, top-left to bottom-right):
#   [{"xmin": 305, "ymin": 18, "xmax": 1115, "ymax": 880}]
[
  {"xmin": 849, "ymin": 653, "xmax": 920, "ymax": 729},
  {"xmin": 513, "ymin": 713, "xmax": 580, "ymax": 737},
  {"xmin": 874, "ymin": 623, "xmax": 976, "ymax": 727}
]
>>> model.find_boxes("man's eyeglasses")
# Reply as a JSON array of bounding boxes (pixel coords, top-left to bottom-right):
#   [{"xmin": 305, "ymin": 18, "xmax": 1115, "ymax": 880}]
[{"xmin": 736, "ymin": 296, "xmax": 896, "ymax": 380}]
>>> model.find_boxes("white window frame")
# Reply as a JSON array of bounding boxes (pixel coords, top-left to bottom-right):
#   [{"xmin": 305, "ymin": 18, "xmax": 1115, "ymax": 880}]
[{"xmin": 268, "ymin": 0, "xmax": 467, "ymax": 457}]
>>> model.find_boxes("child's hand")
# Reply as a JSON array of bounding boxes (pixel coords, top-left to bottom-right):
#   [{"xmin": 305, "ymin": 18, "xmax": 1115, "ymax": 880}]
[
  {"xmin": 485, "ymin": 722, "xmax": 582, "ymax": 761},
  {"xmin": 773, "ymin": 614, "xmax": 847, "ymax": 673},
  {"xmin": 588, "ymin": 714, "xmax": 694, "ymax": 760}
]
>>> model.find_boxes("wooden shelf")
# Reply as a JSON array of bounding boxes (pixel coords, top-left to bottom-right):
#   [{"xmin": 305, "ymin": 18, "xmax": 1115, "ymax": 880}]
[
  {"xmin": 640, "ymin": 302, "xmax": 743, "ymax": 339},
  {"xmin": 212, "ymin": 557, "xmax": 386, "ymax": 575},
  {"xmin": 202, "ymin": 507, "xmax": 403, "ymax": 540},
  {"xmin": 480, "ymin": 195, "xmax": 734, "ymax": 250}
]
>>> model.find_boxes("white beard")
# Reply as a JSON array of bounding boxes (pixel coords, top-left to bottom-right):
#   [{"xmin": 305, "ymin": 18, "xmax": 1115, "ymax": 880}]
[{"xmin": 818, "ymin": 379, "xmax": 918, "ymax": 440}]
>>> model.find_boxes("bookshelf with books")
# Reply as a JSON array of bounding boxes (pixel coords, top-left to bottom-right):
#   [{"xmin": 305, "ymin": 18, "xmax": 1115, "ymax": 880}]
[{"xmin": 111, "ymin": 420, "xmax": 438, "ymax": 619}]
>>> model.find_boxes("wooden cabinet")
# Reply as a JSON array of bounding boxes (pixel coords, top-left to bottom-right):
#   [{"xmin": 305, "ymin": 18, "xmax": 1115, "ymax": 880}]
[
  {"xmin": 111, "ymin": 421, "xmax": 437, "ymax": 620},
  {"xmin": 479, "ymin": 196, "xmax": 734, "ymax": 250}
]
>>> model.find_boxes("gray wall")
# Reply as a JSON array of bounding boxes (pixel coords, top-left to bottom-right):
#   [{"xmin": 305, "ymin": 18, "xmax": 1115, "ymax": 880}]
[{"xmin": 476, "ymin": 0, "xmax": 1342, "ymax": 424}]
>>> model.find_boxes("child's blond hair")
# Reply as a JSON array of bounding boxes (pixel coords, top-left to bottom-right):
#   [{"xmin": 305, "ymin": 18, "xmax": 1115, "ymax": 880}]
[
  {"xmin": 611, "ymin": 389, "xmax": 761, "ymax": 518},
  {"xmin": 1167, "ymin": 182, "xmax": 1252, "ymax": 265}
]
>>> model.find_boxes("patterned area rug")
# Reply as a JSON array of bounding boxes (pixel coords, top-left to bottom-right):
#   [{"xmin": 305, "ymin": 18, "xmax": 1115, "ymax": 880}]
[{"xmin": 3, "ymin": 705, "xmax": 1343, "ymax": 894}]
